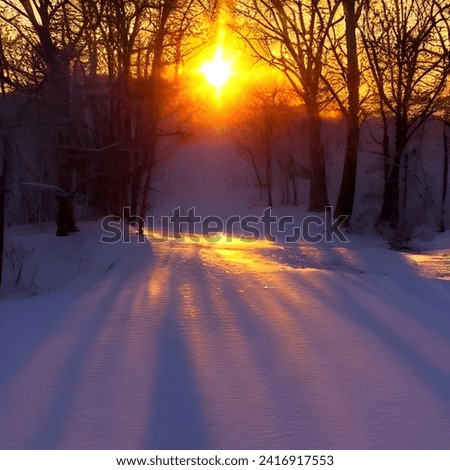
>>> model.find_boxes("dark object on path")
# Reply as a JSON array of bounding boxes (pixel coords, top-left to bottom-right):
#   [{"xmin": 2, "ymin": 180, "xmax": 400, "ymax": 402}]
[{"xmin": 56, "ymin": 195, "xmax": 79, "ymax": 237}]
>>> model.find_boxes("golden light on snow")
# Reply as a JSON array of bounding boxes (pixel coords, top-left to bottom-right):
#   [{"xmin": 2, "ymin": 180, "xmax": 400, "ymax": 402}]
[{"xmin": 200, "ymin": 46, "xmax": 232, "ymax": 93}]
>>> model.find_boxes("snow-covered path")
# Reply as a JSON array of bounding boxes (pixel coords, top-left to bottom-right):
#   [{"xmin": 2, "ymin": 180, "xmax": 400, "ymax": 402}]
[{"xmin": 1, "ymin": 234, "xmax": 450, "ymax": 449}]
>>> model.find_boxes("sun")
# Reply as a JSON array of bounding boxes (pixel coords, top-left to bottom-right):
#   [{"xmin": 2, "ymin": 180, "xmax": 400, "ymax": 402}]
[{"xmin": 200, "ymin": 46, "xmax": 232, "ymax": 92}]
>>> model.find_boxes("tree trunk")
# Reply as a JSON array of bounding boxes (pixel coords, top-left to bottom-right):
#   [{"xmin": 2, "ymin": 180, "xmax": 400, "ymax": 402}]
[
  {"xmin": 0, "ymin": 137, "xmax": 4, "ymax": 286},
  {"xmin": 379, "ymin": 118, "xmax": 407, "ymax": 230},
  {"xmin": 264, "ymin": 129, "xmax": 273, "ymax": 207},
  {"xmin": 43, "ymin": 56, "xmax": 76, "ymax": 235},
  {"xmin": 335, "ymin": 0, "xmax": 360, "ymax": 220},
  {"xmin": 265, "ymin": 140, "xmax": 273, "ymax": 208},
  {"xmin": 441, "ymin": 122, "xmax": 449, "ymax": 232},
  {"xmin": 130, "ymin": 170, "xmax": 140, "ymax": 221},
  {"xmin": 379, "ymin": 163, "xmax": 400, "ymax": 227},
  {"xmin": 306, "ymin": 108, "xmax": 329, "ymax": 211},
  {"xmin": 289, "ymin": 152, "xmax": 298, "ymax": 206},
  {"xmin": 336, "ymin": 119, "xmax": 359, "ymax": 217},
  {"xmin": 138, "ymin": 10, "xmax": 168, "ymax": 231}
]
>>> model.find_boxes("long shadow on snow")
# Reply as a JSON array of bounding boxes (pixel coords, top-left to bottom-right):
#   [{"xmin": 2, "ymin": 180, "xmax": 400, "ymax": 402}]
[
  {"xmin": 143, "ymin": 262, "xmax": 210, "ymax": 449},
  {"xmin": 332, "ymin": 274, "xmax": 450, "ymax": 414},
  {"xmin": 0, "ymin": 240, "xmax": 154, "ymax": 449}
]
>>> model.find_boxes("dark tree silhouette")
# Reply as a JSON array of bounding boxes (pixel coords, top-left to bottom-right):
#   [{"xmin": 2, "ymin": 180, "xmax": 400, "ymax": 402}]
[
  {"xmin": 0, "ymin": 135, "xmax": 4, "ymax": 285},
  {"xmin": 233, "ymin": 0, "xmax": 342, "ymax": 211},
  {"xmin": 323, "ymin": 0, "xmax": 367, "ymax": 220},
  {"xmin": 361, "ymin": 0, "xmax": 450, "ymax": 240},
  {"xmin": 0, "ymin": 0, "xmax": 88, "ymax": 235},
  {"xmin": 234, "ymin": 85, "xmax": 293, "ymax": 207}
]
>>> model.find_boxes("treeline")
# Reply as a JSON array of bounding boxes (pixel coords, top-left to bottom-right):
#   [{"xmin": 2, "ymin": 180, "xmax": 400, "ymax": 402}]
[
  {"xmin": 232, "ymin": 0, "xmax": 450, "ymax": 244},
  {"xmin": 0, "ymin": 0, "xmax": 220, "ymax": 232}
]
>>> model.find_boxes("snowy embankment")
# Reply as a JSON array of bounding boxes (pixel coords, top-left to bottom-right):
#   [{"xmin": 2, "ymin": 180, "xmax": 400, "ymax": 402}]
[
  {"xmin": 0, "ymin": 221, "xmax": 144, "ymax": 298},
  {"xmin": 1, "ymin": 220, "xmax": 450, "ymax": 449}
]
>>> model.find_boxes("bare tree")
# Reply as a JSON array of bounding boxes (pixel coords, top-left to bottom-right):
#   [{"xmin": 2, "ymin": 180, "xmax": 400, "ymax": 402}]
[
  {"xmin": 83, "ymin": 0, "xmax": 153, "ymax": 81},
  {"xmin": 88, "ymin": 0, "xmax": 209, "ymax": 228},
  {"xmin": 361, "ymin": 0, "xmax": 450, "ymax": 240},
  {"xmin": 137, "ymin": 0, "xmax": 180, "ymax": 230},
  {"xmin": 67, "ymin": 1, "xmax": 209, "ymax": 226},
  {"xmin": 322, "ymin": 0, "xmax": 369, "ymax": 220},
  {"xmin": 0, "ymin": 0, "xmax": 88, "ymax": 88},
  {"xmin": 233, "ymin": 0, "xmax": 344, "ymax": 211},
  {"xmin": 234, "ymin": 85, "xmax": 293, "ymax": 207},
  {"xmin": 0, "ymin": 0, "xmax": 91, "ymax": 234},
  {"xmin": 164, "ymin": 0, "xmax": 219, "ymax": 77}
]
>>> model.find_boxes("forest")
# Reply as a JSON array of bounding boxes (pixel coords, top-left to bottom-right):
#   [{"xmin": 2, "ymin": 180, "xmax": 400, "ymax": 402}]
[{"xmin": 0, "ymin": 0, "xmax": 449, "ymax": 270}]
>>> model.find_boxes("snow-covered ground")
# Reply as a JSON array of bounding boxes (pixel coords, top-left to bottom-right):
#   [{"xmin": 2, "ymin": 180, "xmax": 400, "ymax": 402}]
[
  {"xmin": 1, "ymin": 129, "xmax": 450, "ymax": 449},
  {"xmin": 1, "ymin": 220, "xmax": 450, "ymax": 449}
]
